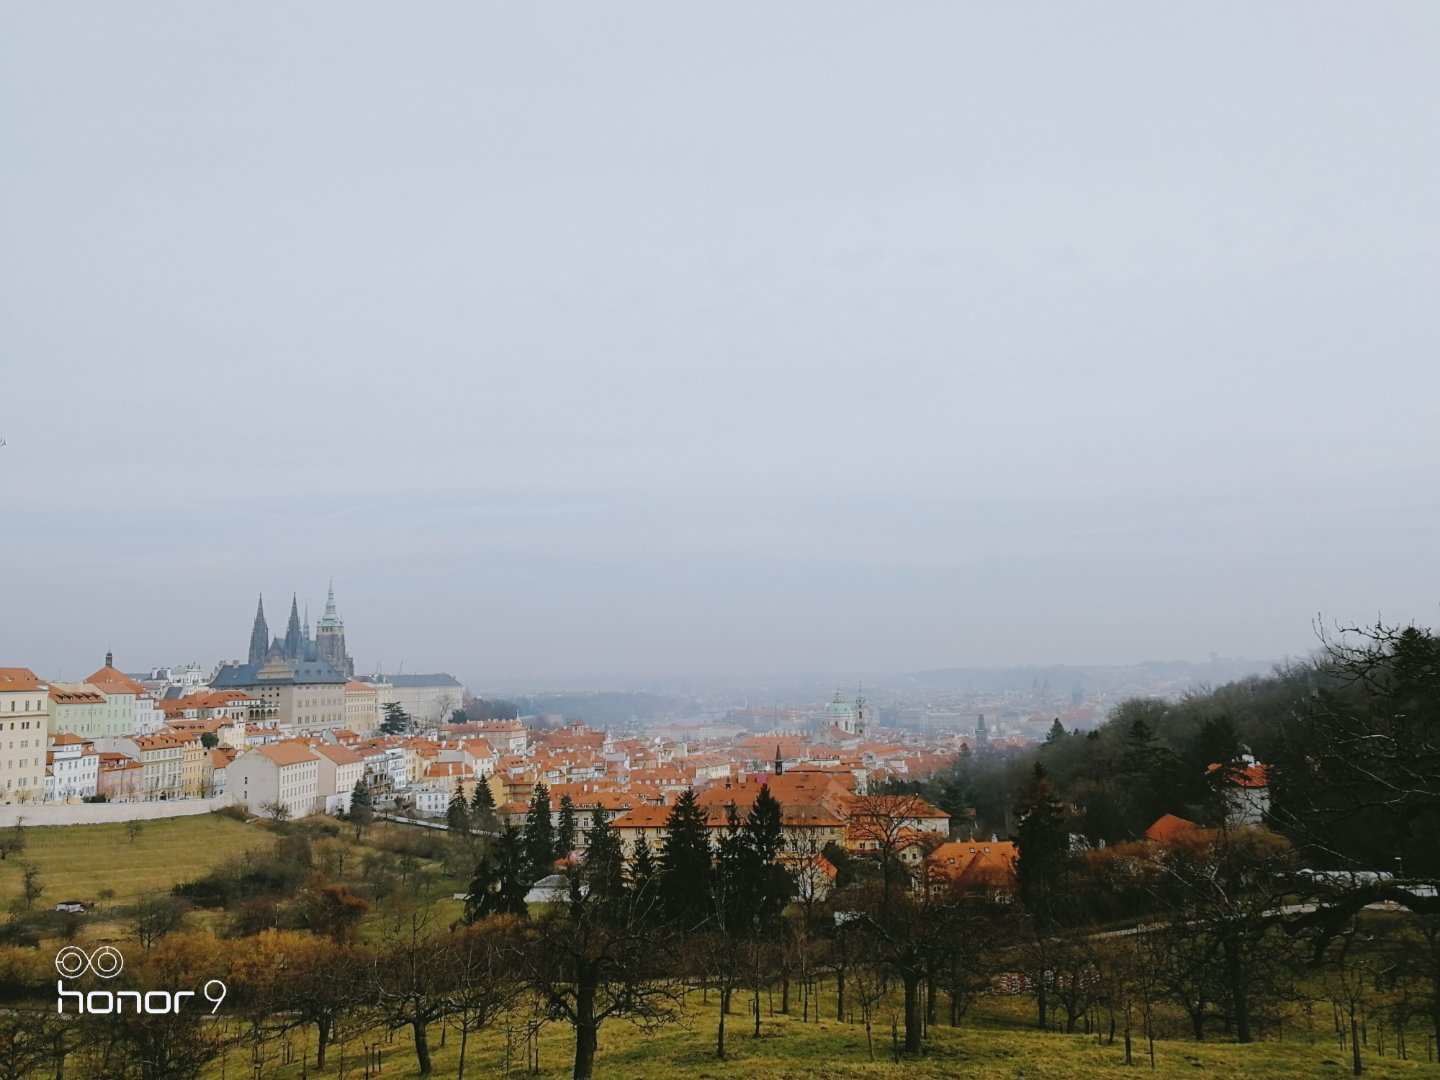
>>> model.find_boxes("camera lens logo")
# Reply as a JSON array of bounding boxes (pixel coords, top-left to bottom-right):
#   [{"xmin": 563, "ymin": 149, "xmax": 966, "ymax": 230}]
[{"xmin": 55, "ymin": 945, "xmax": 124, "ymax": 980}]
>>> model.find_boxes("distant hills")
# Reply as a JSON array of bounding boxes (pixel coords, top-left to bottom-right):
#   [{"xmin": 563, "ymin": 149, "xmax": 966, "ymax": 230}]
[{"xmin": 897, "ymin": 657, "xmax": 1281, "ymax": 695}]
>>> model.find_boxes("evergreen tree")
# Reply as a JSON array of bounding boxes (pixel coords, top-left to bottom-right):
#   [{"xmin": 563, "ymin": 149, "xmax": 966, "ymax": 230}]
[
  {"xmin": 523, "ymin": 783, "xmax": 556, "ymax": 879},
  {"xmin": 740, "ymin": 784, "xmax": 791, "ymax": 929},
  {"xmin": 1015, "ymin": 763, "xmax": 1068, "ymax": 931},
  {"xmin": 465, "ymin": 823, "xmax": 530, "ymax": 921},
  {"xmin": 712, "ymin": 802, "xmax": 748, "ymax": 933},
  {"xmin": 349, "ymin": 780, "xmax": 374, "ymax": 838},
  {"xmin": 1118, "ymin": 708, "xmax": 1178, "ymax": 831},
  {"xmin": 380, "ymin": 701, "xmax": 412, "ymax": 735},
  {"xmin": 582, "ymin": 807, "xmax": 626, "ymax": 903},
  {"xmin": 495, "ymin": 823, "xmax": 532, "ymax": 914},
  {"xmin": 659, "ymin": 787, "xmax": 712, "ymax": 929},
  {"xmin": 556, "ymin": 795, "xmax": 578, "ymax": 858},
  {"xmin": 629, "ymin": 836, "xmax": 658, "ymax": 898},
  {"xmin": 463, "ymin": 851, "xmax": 499, "ymax": 924},
  {"xmin": 1045, "ymin": 717, "xmax": 1067, "ymax": 744},
  {"xmin": 447, "ymin": 790, "xmax": 471, "ymax": 834},
  {"xmin": 468, "ymin": 776, "xmax": 499, "ymax": 834}
]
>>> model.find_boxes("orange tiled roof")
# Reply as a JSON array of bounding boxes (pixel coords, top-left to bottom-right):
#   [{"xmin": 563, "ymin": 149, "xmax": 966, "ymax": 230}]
[
  {"xmin": 313, "ymin": 744, "xmax": 365, "ymax": 766},
  {"xmin": 927, "ymin": 840, "xmax": 1018, "ymax": 891},
  {"xmin": 255, "ymin": 743, "xmax": 317, "ymax": 767},
  {"xmin": 0, "ymin": 668, "xmax": 45, "ymax": 692},
  {"xmin": 1207, "ymin": 762, "xmax": 1269, "ymax": 789},
  {"xmin": 85, "ymin": 665, "xmax": 147, "ymax": 696},
  {"xmin": 612, "ymin": 805, "xmax": 673, "ymax": 828},
  {"xmin": 49, "ymin": 683, "xmax": 106, "ymax": 705},
  {"xmin": 1144, "ymin": 813, "xmax": 1200, "ymax": 843}
]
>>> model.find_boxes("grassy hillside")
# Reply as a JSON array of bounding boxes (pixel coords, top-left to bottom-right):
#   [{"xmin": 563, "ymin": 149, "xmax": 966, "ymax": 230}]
[
  {"xmin": 0, "ymin": 812, "xmax": 268, "ymax": 909},
  {"xmin": 213, "ymin": 996, "xmax": 1435, "ymax": 1080}
]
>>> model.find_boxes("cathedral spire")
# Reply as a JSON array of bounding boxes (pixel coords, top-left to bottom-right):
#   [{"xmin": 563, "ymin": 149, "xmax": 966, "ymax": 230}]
[
  {"xmin": 248, "ymin": 595, "xmax": 270, "ymax": 667},
  {"xmin": 284, "ymin": 594, "xmax": 304, "ymax": 660}
]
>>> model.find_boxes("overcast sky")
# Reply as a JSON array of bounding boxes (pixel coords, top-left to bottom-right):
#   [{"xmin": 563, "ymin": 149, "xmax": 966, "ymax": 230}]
[{"xmin": 3, "ymin": 4, "xmax": 1438, "ymax": 688}]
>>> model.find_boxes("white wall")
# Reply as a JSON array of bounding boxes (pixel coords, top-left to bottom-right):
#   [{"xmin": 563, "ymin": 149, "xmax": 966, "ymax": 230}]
[{"xmin": 0, "ymin": 796, "xmax": 232, "ymax": 827}]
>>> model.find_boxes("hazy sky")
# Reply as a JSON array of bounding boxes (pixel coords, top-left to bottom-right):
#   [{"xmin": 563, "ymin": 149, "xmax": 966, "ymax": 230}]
[{"xmin": 3, "ymin": 4, "xmax": 1439, "ymax": 688}]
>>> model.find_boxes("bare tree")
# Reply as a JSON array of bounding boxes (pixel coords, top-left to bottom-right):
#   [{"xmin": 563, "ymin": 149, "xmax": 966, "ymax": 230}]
[
  {"xmin": 522, "ymin": 873, "xmax": 681, "ymax": 1080},
  {"xmin": 371, "ymin": 904, "xmax": 457, "ymax": 1075},
  {"xmin": 133, "ymin": 896, "xmax": 187, "ymax": 951},
  {"xmin": 845, "ymin": 793, "xmax": 937, "ymax": 902},
  {"xmin": 444, "ymin": 918, "xmax": 521, "ymax": 1080},
  {"xmin": 18, "ymin": 862, "xmax": 42, "ymax": 910},
  {"xmin": 0, "ymin": 821, "xmax": 25, "ymax": 861},
  {"xmin": 1145, "ymin": 826, "xmax": 1298, "ymax": 1043}
]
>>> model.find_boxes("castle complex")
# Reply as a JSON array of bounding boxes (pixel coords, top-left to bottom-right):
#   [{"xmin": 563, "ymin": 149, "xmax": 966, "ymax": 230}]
[{"xmin": 245, "ymin": 583, "xmax": 354, "ymax": 677}]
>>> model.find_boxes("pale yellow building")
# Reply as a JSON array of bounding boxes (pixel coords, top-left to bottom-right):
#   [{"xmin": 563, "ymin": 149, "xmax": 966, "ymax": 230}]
[
  {"xmin": 0, "ymin": 669, "xmax": 50, "ymax": 805},
  {"xmin": 343, "ymin": 680, "xmax": 381, "ymax": 734}
]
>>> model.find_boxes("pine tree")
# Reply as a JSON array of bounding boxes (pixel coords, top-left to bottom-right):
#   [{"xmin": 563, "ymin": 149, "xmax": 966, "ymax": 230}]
[
  {"xmin": 471, "ymin": 775, "xmax": 496, "ymax": 813},
  {"xmin": 495, "ymin": 823, "xmax": 532, "ymax": 915},
  {"xmin": 583, "ymin": 807, "xmax": 625, "ymax": 903},
  {"xmin": 349, "ymin": 780, "xmax": 374, "ymax": 838},
  {"xmin": 556, "ymin": 795, "xmax": 578, "ymax": 859},
  {"xmin": 468, "ymin": 776, "xmax": 498, "ymax": 834},
  {"xmin": 1015, "ymin": 763, "xmax": 1068, "ymax": 931},
  {"xmin": 1045, "ymin": 717, "xmax": 1067, "ymax": 744},
  {"xmin": 447, "ymin": 790, "xmax": 471, "ymax": 834},
  {"xmin": 463, "ymin": 851, "xmax": 499, "ymax": 924},
  {"xmin": 523, "ymin": 783, "xmax": 555, "ymax": 880},
  {"xmin": 466, "ymin": 823, "xmax": 531, "ymax": 921},
  {"xmin": 380, "ymin": 701, "xmax": 412, "ymax": 736},
  {"xmin": 741, "ymin": 784, "xmax": 790, "ymax": 928},
  {"xmin": 629, "ymin": 836, "xmax": 658, "ymax": 898},
  {"xmin": 659, "ymin": 788, "xmax": 712, "ymax": 930},
  {"xmin": 713, "ymin": 802, "xmax": 748, "ymax": 933}
]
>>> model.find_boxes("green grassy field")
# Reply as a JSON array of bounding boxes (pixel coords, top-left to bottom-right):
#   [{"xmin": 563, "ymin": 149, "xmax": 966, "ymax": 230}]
[
  {"xmin": 211, "ymin": 995, "xmax": 1437, "ymax": 1080},
  {"xmin": 0, "ymin": 812, "xmax": 268, "ymax": 910}
]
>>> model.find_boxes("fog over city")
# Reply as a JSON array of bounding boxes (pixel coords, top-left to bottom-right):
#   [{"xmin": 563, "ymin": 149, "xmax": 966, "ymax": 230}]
[{"xmin": 3, "ymin": 4, "xmax": 1438, "ymax": 686}]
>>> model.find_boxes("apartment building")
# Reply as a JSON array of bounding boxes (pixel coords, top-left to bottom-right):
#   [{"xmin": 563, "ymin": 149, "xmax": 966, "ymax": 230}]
[
  {"xmin": 0, "ymin": 668, "xmax": 50, "ymax": 804},
  {"xmin": 45, "ymin": 733, "xmax": 99, "ymax": 801},
  {"xmin": 229, "ymin": 742, "xmax": 319, "ymax": 819}
]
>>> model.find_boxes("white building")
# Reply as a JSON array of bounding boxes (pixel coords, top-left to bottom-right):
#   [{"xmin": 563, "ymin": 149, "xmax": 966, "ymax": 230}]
[
  {"xmin": 312, "ymin": 743, "xmax": 366, "ymax": 814},
  {"xmin": 45, "ymin": 733, "xmax": 99, "ymax": 802},
  {"xmin": 229, "ymin": 742, "xmax": 319, "ymax": 819},
  {"xmin": 363, "ymin": 674, "xmax": 463, "ymax": 725},
  {"xmin": 0, "ymin": 669, "xmax": 50, "ymax": 804}
]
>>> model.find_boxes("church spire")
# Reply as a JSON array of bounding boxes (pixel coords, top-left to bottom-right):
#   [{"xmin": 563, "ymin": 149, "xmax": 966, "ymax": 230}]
[
  {"xmin": 284, "ymin": 594, "xmax": 304, "ymax": 660},
  {"xmin": 248, "ymin": 595, "xmax": 270, "ymax": 666}
]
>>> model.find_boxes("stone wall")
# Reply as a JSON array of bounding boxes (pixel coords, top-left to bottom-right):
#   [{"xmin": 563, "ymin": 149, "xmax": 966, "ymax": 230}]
[{"xmin": 0, "ymin": 797, "xmax": 233, "ymax": 828}]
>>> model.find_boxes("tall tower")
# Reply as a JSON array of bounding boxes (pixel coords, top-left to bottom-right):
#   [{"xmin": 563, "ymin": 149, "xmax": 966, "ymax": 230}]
[
  {"xmin": 248, "ymin": 595, "xmax": 270, "ymax": 666},
  {"xmin": 283, "ymin": 594, "xmax": 304, "ymax": 660},
  {"xmin": 316, "ymin": 579, "xmax": 354, "ymax": 677}
]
